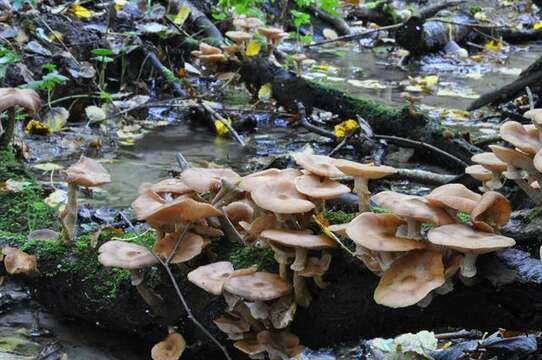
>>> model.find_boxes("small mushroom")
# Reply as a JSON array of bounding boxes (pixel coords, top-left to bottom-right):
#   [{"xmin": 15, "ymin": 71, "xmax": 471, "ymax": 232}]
[
  {"xmin": 257, "ymin": 27, "xmax": 287, "ymax": 56},
  {"xmin": 239, "ymin": 168, "xmax": 301, "ymax": 193},
  {"xmin": 224, "ymin": 201, "xmax": 254, "ymax": 229},
  {"xmin": 295, "ymin": 154, "xmax": 344, "ymax": 178},
  {"xmin": 470, "ymin": 191, "xmax": 511, "ymax": 233},
  {"xmin": 499, "ymin": 121, "xmax": 541, "ymax": 155},
  {"xmin": 256, "ymin": 331, "xmax": 305, "ymax": 359},
  {"xmin": 292, "ymin": 53, "xmax": 307, "ymax": 77},
  {"xmin": 213, "ymin": 315, "xmax": 250, "ymax": 340},
  {"xmin": 373, "ymin": 250, "xmax": 445, "ymax": 308},
  {"xmin": 151, "ymin": 332, "xmax": 186, "ymax": 360},
  {"xmin": 0, "ymin": 88, "xmax": 41, "ymax": 147},
  {"xmin": 153, "ymin": 231, "xmax": 208, "ymax": 264},
  {"xmin": 98, "ymin": 241, "xmax": 163, "ymax": 308},
  {"xmin": 2, "ymin": 247, "xmax": 38, "ymax": 276},
  {"xmin": 294, "ymin": 173, "xmax": 350, "ymax": 212},
  {"xmin": 269, "ymin": 296, "xmax": 297, "ymax": 329},
  {"xmin": 425, "ymin": 183, "xmax": 482, "ymax": 218},
  {"xmin": 334, "ymin": 159, "xmax": 396, "ymax": 212},
  {"xmin": 60, "ymin": 156, "xmax": 111, "ymax": 244},
  {"xmin": 465, "ymin": 165, "xmax": 494, "ymax": 192},
  {"xmin": 223, "ymin": 271, "xmax": 292, "ymax": 301},
  {"xmin": 180, "ymin": 167, "xmax": 241, "ymax": 194},
  {"xmin": 150, "ymin": 178, "xmax": 193, "ymax": 196},
  {"xmin": 298, "ymin": 254, "xmax": 332, "ymax": 288},
  {"xmin": 471, "ymin": 152, "xmax": 507, "ymax": 190},
  {"xmin": 226, "ymin": 31, "xmax": 252, "ymax": 55},
  {"xmin": 427, "ymin": 224, "xmax": 515, "ymax": 278},
  {"xmin": 251, "ymin": 179, "xmax": 315, "ymax": 214},
  {"xmin": 199, "ymin": 42, "xmax": 222, "ymax": 55},
  {"xmin": 234, "ymin": 338, "xmax": 266, "ymax": 358},
  {"xmin": 187, "ymin": 261, "xmax": 234, "ymax": 295}
]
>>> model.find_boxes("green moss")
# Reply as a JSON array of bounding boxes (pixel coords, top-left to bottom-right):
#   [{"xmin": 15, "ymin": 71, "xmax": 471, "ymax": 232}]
[
  {"xmin": 229, "ymin": 244, "xmax": 275, "ymax": 270},
  {"xmin": 325, "ymin": 210, "xmax": 357, "ymax": 224},
  {"xmin": 457, "ymin": 212, "xmax": 471, "ymax": 224}
]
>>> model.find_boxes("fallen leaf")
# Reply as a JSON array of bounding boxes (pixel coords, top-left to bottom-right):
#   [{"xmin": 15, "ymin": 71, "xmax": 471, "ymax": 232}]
[
  {"xmin": 214, "ymin": 118, "xmax": 231, "ymax": 136},
  {"xmin": 0, "ymin": 179, "xmax": 31, "ymax": 193},
  {"xmin": 85, "ymin": 105, "xmax": 107, "ymax": 123},
  {"xmin": 44, "ymin": 189, "xmax": 67, "ymax": 211},
  {"xmin": 114, "ymin": 0, "xmax": 126, "ymax": 11},
  {"xmin": 246, "ymin": 40, "xmax": 262, "ymax": 57},
  {"xmin": 70, "ymin": 4, "xmax": 93, "ymax": 19},
  {"xmin": 43, "ymin": 107, "xmax": 69, "ymax": 132},
  {"xmin": 25, "ymin": 120, "xmax": 51, "ymax": 135},
  {"xmin": 485, "ymin": 39, "xmax": 503, "ymax": 52},
  {"xmin": 323, "ymin": 28, "xmax": 338, "ymax": 40},
  {"xmin": 33, "ymin": 163, "xmax": 63, "ymax": 172},
  {"xmin": 334, "ymin": 119, "xmax": 358, "ymax": 138},
  {"xmin": 258, "ymin": 83, "xmax": 272, "ymax": 101},
  {"xmin": 173, "ymin": 5, "xmax": 191, "ymax": 26}
]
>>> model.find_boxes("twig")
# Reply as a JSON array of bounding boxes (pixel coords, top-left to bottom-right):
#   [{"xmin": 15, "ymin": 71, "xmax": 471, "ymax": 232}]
[
  {"xmin": 201, "ymin": 101, "xmax": 246, "ymax": 147},
  {"xmin": 166, "ymin": 223, "xmax": 192, "ymax": 265},
  {"xmin": 327, "ymin": 126, "xmax": 361, "ymax": 156},
  {"xmin": 304, "ymin": 22, "xmax": 404, "ymax": 48},
  {"xmin": 429, "ymin": 18, "xmax": 507, "ymax": 29}
]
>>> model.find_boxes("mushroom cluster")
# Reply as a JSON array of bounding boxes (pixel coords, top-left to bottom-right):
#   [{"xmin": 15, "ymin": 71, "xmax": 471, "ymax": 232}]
[
  {"xmin": 465, "ymin": 110, "xmax": 542, "ymax": 204},
  {"xmin": 335, "ymin": 183, "xmax": 516, "ymax": 308}
]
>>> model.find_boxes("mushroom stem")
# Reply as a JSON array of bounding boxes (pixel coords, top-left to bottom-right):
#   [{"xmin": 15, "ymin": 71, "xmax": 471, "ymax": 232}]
[
  {"xmin": 460, "ymin": 253, "xmax": 479, "ymax": 278},
  {"xmin": 290, "ymin": 248, "xmax": 308, "ymax": 272},
  {"xmin": 435, "ymin": 279, "xmax": 454, "ymax": 295},
  {"xmin": 129, "ymin": 270, "xmax": 164, "ymax": 309},
  {"xmin": 234, "ymin": 302, "xmax": 264, "ymax": 332},
  {"xmin": 487, "ymin": 171, "xmax": 503, "ymax": 190},
  {"xmin": 406, "ymin": 218, "xmax": 421, "ymax": 240},
  {"xmin": 513, "ymin": 178, "xmax": 542, "ymax": 205},
  {"xmin": 0, "ymin": 108, "xmax": 15, "ymax": 148},
  {"xmin": 416, "ymin": 293, "xmax": 433, "ymax": 308},
  {"xmin": 314, "ymin": 275, "xmax": 328, "ymax": 289},
  {"xmin": 293, "ymin": 272, "xmax": 312, "ymax": 308},
  {"xmin": 353, "ymin": 176, "xmax": 370, "ymax": 212},
  {"xmin": 60, "ymin": 182, "xmax": 78, "ymax": 244},
  {"xmin": 376, "ymin": 252, "xmax": 395, "ymax": 271}
]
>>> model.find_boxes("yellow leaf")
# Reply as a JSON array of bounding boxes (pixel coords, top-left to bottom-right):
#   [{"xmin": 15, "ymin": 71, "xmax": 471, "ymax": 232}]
[
  {"xmin": 485, "ymin": 39, "xmax": 503, "ymax": 52},
  {"xmin": 174, "ymin": 5, "xmax": 191, "ymax": 26},
  {"xmin": 214, "ymin": 118, "xmax": 231, "ymax": 136},
  {"xmin": 334, "ymin": 119, "xmax": 358, "ymax": 138},
  {"xmin": 71, "ymin": 4, "xmax": 93, "ymax": 19},
  {"xmin": 25, "ymin": 120, "xmax": 51, "ymax": 135},
  {"xmin": 114, "ymin": 0, "xmax": 126, "ymax": 11},
  {"xmin": 534, "ymin": 22, "xmax": 542, "ymax": 31},
  {"xmin": 48, "ymin": 31, "xmax": 63, "ymax": 42},
  {"xmin": 245, "ymin": 40, "xmax": 261, "ymax": 57},
  {"xmin": 258, "ymin": 83, "xmax": 272, "ymax": 101}
]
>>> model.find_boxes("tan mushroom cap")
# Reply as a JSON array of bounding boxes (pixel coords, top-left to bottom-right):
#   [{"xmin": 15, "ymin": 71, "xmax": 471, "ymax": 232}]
[
  {"xmin": 132, "ymin": 186, "xmax": 221, "ymax": 225},
  {"xmin": 470, "ymin": 191, "xmax": 511, "ymax": 232},
  {"xmin": 260, "ymin": 229, "xmax": 337, "ymax": 249},
  {"xmin": 224, "ymin": 201, "xmax": 254, "ymax": 224},
  {"xmin": 328, "ymin": 222, "xmax": 349, "ymax": 236},
  {"xmin": 292, "ymin": 53, "xmax": 307, "ymax": 63},
  {"xmin": 0, "ymin": 88, "xmax": 42, "ymax": 115},
  {"xmin": 489, "ymin": 145, "xmax": 535, "ymax": 172},
  {"xmin": 64, "ymin": 156, "xmax": 111, "ymax": 187},
  {"xmin": 187, "ymin": 261, "xmax": 234, "ymax": 295},
  {"xmin": 524, "ymin": 108, "xmax": 542, "ymax": 120},
  {"xmin": 180, "ymin": 167, "xmax": 241, "ymax": 193},
  {"xmin": 471, "ymin": 152, "xmax": 507, "ymax": 173},
  {"xmin": 234, "ymin": 338, "xmax": 266, "ymax": 356},
  {"xmin": 257, "ymin": 27, "xmax": 287, "ymax": 40},
  {"xmin": 151, "ymin": 332, "xmax": 186, "ymax": 360},
  {"xmin": 28, "ymin": 229, "xmax": 59, "ymax": 241},
  {"xmin": 223, "ymin": 271, "xmax": 292, "ymax": 301},
  {"xmin": 427, "ymin": 224, "xmax": 515, "ymax": 254},
  {"xmin": 374, "ymin": 250, "xmax": 445, "ymax": 308},
  {"xmin": 294, "ymin": 174, "xmax": 350, "ymax": 200},
  {"xmin": 251, "ymin": 179, "xmax": 315, "ymax": 214},
  {"xmin": 226, "ymin": 31, "xmax": 252, "ymax": 43},
  {"xmin": 535, "ymin": 148, "xmax": 542, "ymax": 173},
  {"xmin": 98, "ymin": 240, "xmax": 158, "ymax": 270},
  {"xmin": 425, "ymin": 183, "xmax": 482, "ymax": 213},
  {"xmin": 500, "ymin": 121, "xmax": 541, "ymax": 155},
  {"xmin": 153, "ymin": 231, "xmax": 208, "ymax": 264},
  {"xmin": 465, "ymin": 164, "xmax": 493, "ymax": 182},
  {"xmin": 333, "ymin": 159, "xmax": 396, "ymax": 179},
  {"xmin": 296, "ymin": 154, "xmax": 344, "ymax": 178},
  {"xmin": 150, "ymin": 178, "xmax": 192, "ymax": 195},
  {"xmin": 239, "ymin": 168, "xmax": 301, "ymax": 192},
  {"xmin": 199, "ymin": 53, "xmax": 227, "ymax": 63},
  {"xmin": 199, "ymin": 42, "xmax": 222, "ymax": 55},
  {"xmin": 257, "ymin": 331, "xmax": 305, "ymax": 357},
  {"xmin": 213, "ymin": 316, "xmax": 250, "ymax": 334},
  {"xmin": 2, "ymin": 248, "xmax": 38, "ymax": 274},
  {"xmin": 298, "ymin": 254, "xmax": 332, "ymax": 277},
  {"xmin": 191, "ymin": 50, "xmax": 202, "ymax": 57},
  {"xmin": 346, "ymin": 213, "xmax": 426, "ymax": 252},
  {"xmin": 370, "ymin": 191, "xmax": 455, "ymax": 225}
]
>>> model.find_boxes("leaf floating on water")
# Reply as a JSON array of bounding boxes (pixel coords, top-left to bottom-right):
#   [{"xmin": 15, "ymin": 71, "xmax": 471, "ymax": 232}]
[
  {"xmin": 214, "ymin": 118, "xmax": 232, "ymax": 136},
  {"xmin": 258, "ymin": 83, "xmax": 272, "ymax": 101},
  {"xmin": 485, "ymin": 39, "xmax": 503, "ymax": 52},
  {"xmin": 85, "ymin": 105, "xmax": 107, "ymax": 123},
  {"xmin": 347, "ymin": 79, "xmax": 388, "ymax": 89},
  {"xmin": 70, "ymin": 4, "xmax": 94, "ymax": 19},
  {"xmin": 534, "ymin": 22, "xmax": 542, "ymax": 31},
  {"xmin": 246, "ymin": 40, "xmax": 262, "ymax": 57},
  {"xmin": 44, "ymin": 189, "xmax": 67, "ymax": 211},
  {"xmin": 437, "ymin": 88, "xmax": 479, "ymax": 99},
  {"xmin": 323, "ymin": 28, "xmax": 338, "ymax": 40},
  {"xmin": 43, "ymin": 107, "xmax": 69, "ymax": 132},
  {"xmin": 114, "ymin": 0, "xmax": 127, "ymax": 11},
  {"xmin": 25, "ymin": 120, "xmax": 51, "ymax": 135},
  {"xmin": 173, "ymin": 5, "xmax": 191, "ymax": 26}
]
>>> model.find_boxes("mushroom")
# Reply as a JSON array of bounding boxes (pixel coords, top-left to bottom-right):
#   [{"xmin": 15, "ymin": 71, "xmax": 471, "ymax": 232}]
[
  {"xmin": 187, "ymin": 261, "xmax": 234, "ymax": 295},
  {"xmin": 499, "ymin": 121, "xmax": 541, "ymax": 155},
  {"xmin": 292, "ymin": 53, "xmax": 307, "ymax": 77},
  {"xmin": 370, "ymin": 191, "xmax": 454, "ymax": 240},
  {"xmin": 266, "ymin": 240, "xmax": 296, "ymax": 279},
  {"xmin": 345, "ymin": 213, "xmax": 426, "ymax": 271},
  {"xmin": 471, "ymin": 152, "xmax": 506, "ymax": 190},
  {"xmin": 465, "ymin": 164, "xmax": 494, "ymax": 192},
  {"xmin": 60, "ymin": 156, "xmax": 111, "ymax": 244},
  {"xmin": 213, "ymin": 315, "xmax": 250, "ymax": 340},
  {"xmin": 427, "ymin": 224, "xmax": 515, "ymax": 278},
  {"xmin": 256, "ymin": 331, "xmax": 305, "ymax": 359},
  {"xmin": 470, "ymin": 191, "xmax": 511, "ymax": 233},
  {"xmin": 151, "ymin": 332, "xmax": 186, "ymax": 360},
  {"xmin": 199, "ymin": 42, "xmax": 222, "ymax": 55},
  {"xmin": 251, "ymin": 179, "xmax": 315, "ymax": 215},
  {"xmin": 223, "ymin": 271, "xmax": 292, "ymax": 301},
  {"xmin": 226, "ymin": 31, "xmax": 252, "ymax": 55},
  {"xmin": 180, "ymin": 167, "xmax": 241, "ymax": 194},
  {"xmin": 28, "ymin": 229, "xmax": 59, "ymax": 241},
  {"xmin": 98, "ymin": 240, "xmax": 163, "ymax": 308},
  {"xmin": 257, "ymin": 27, "xmax": 287, "ymax": 56},
  {"xmin": 298, "ymin": 254, "xmax": 332, "ymax": 288},
  {"xmin": 239, "ymin": 213, "xmax": 277, "ymax": 244},
  {"xmin": 2, "ymin": 247, "xmax": 38, "ymax": 276},
  {"xmin": 527, "ymin": 111, "xmax": 542, "ymax": 142},
  {"xmin": 295, "ymin": 154, "xmax": 344, "ymax": 178},
  {"xmin": 153, "ymin": 230, "xmax": 208, "ymax": 264},
  {"xmin": 150, "ymin": 178, "xmax": 193, "ymax": 196},
  {"xmin": 224, "ymin": 201, "xmax": 254, "ymax": 229},
  {"xmin": 334, "ymin": 159, "xmax": 397, "ymax": 212},
  {"xmin": 234, "ymin": 338, "xmax": 266, "ymax": 358},
  {"xmin": 0, "ymin": 88, "xmax": 41, "ymax": 148},
  {"xmin": 294, "ymin": 174, "xmax": 350, "ymax": 212},
  {"xmin": 239, "ymin": 168, "xmax": 301, "ymax": 194},
  {"xmin": 425, "ymin": 183, "xmax": 482, "ymax": 218},
  {"xmin": 373, "ymin": 250, "xmax": 445, "ymax": 308},
  {"xmin": 269, "ymin": 296, "xmax": 297, "ymax": 329}
]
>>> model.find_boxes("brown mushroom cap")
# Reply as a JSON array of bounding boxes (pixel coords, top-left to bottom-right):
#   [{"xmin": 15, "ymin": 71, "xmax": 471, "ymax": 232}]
[
  {"xmin": 470, "ymin": 191, "xmax": 511, "ymax": 232},
  {"xmin": 180, "ymin": 167, "xmax": 241, "ymax": 193},
  {"xmin": 370, "ymin": 191, "xmax": 455, "ymax": 225},
  {"xmin": 132, "ymin": 186, "xmax": 221, "ymax": 225},
  {"xmin": 98, "ymin": 240, "xmax": 158, "ymax": 270},
  {"xmin": 198, "ymin": 53, "xmax": 227, "ymax": 63},
  {"xmin": 224, "ymin": 201, "xmax": 254, "ymax": 224},
  {"xmin": 535, "ymin": 148, "xmax": 542, "ymax": 173},
  {"xmin": 213, "ymin": 316, "xmax": 250, "ymax": 334},
  {"xmin": 465, "ymin": 164, "xmax": 493, "ymax": 182},
  {"xmin": 471, "ymin": 152, "xmax": 507, "ymax": 173},
  {"xmin": 239, "ymin": 168, "xmax": 301, "ymax": 192},
  {"xmin": 345, "ymin": 213, "xmax": 426, "ymax": 252},
  {"xmin": 427, "ymin": 224, "xmax": 515, "ymax": 254},
  {"xmin": 28, "ymin": 229, "xmax": 59, "ymax": 241},
  {"xmin": 199, "ymin": 42, "xmax": 222, "ymax": 55},
  {"xmin": 223, "ymin": 271, "xmax": 292, "ymax": 301},
  {"xmin": 298, "ymin": 254, "xmax": 332, "ymax": 277},
  {"xmin": 226, "ymin": 31, "xmax": 252, "ymax": 43},
  {"xmin": 425, "ymin": 183, "xmax": 482, "ymax": 213},
  {"xmin": 150, "ymin": 178, "xmax": 192, "ymax": 195},
  {"xmin": 490, "ymin": 145, "xmax": 536, "ymax": 172},
  {"xmin": 187, "ymin": 261, "xmax": 234, "ymax": 295},
  {"xmin": 234, "ymin": 338, "xmax": 266, "ymax": 356},
  {"xmin": 153, "ymin": 231, "xmax": 208, "ymax": 264},
  {"xmin": 260, "ymin": 229, "xmax": 337, "ymax": 249},
  {"xmin": 257, "ymin": 331, "xmax": 305, "ymax": 357},
  {"xmin": 333, "ymin": 159, "xmax": 396, "ymax": 179},
  {"xmin": 294, "ymin": 174, "xmax": 350, "ymax": 200},
  {"xmin": 64, "ymin": 156, "xmax": 111, "ymax": 187},
  {"xmin": 0, "ymin": 88, "xmax": 41, "ymax": 115},
  {"xmin": 374, "ymin": 250, "xmax": 445, "ymax": 308},
  {"xmin": 251, "ymin": 179, "xmax": 315, "ymax": 214},
  {"xmin": 2, "ymin": 247, "xmax": 38, "ymax": 274},
  {"xmin": 292, "ymin": 53, "xmax": 307, "ymax": 63},
  {"xmin": 151, "ymin": 332, "xmax": 186, "ymax": 360},
  {"xmin": 296, "ymin": 154, "xmax": 344, "ymax": 178},
  {"xmin": 257, "ymin": 27, "xmax": 287, "ymax": 40},
  {"xmin": 500, "ymin": 121, "xmax": 541, "ymax": 155}
]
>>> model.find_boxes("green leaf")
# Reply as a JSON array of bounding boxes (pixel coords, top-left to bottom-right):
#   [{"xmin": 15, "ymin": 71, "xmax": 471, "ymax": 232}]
[
  {"xmin": 91, "ymin": 48, "xmax": 114, "ymax": 56},
  {"xmin": 173, "ymin": 5, "xmax": 191, "ymax": 26}
]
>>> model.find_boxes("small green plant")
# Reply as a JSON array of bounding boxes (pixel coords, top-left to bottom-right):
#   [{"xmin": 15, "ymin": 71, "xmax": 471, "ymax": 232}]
[
  {"xmin": 23, "ymin": 64, "xmax": 69, "ymax": 107},
  {"xmin": 91, "ymin": 48, "xmax": 114, "ymax": 90},
  {"xmin": 0, "ymin": 46, "xmax": 21, "ymax": 80},
  {"xmin": 291, "ymin": 10, "xmax": 313, "ymax": 45}
]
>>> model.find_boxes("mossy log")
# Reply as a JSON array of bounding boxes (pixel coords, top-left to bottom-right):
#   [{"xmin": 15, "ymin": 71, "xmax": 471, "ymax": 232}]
[{"xmin": 239, "ymin": 57, "xmax": 477, "ymax": 169}]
